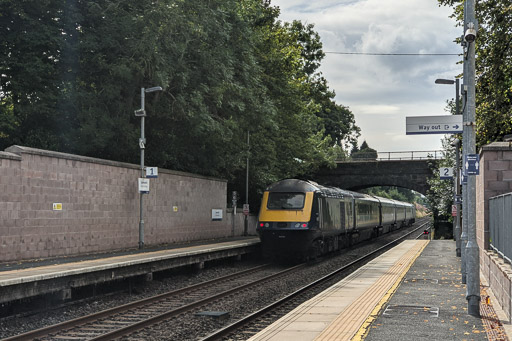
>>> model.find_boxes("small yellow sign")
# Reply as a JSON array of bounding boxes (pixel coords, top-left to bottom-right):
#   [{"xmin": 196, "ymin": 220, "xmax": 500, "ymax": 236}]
[
  {"xmin": 173, "ymin": 206, "xmax": 178, "ymax": 212},
  {"xmin": 53, "ymin": 203, "xmax": 63, "ymax": 211}
]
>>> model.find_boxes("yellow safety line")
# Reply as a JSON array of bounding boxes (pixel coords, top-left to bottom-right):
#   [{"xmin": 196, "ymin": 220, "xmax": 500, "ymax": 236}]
[{"xmin": 351, "ymin": 240, "xmax": 430, "ymax": 341}]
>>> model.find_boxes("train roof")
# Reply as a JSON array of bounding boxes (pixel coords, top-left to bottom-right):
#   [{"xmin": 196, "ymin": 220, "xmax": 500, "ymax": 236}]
[
  {"xmin": 266, "ymin": 179, "xmax": 415, "ymax": 207},
  {"xmin": 266, "ymin": 179, "xmax": 367, "ymax": 199}
]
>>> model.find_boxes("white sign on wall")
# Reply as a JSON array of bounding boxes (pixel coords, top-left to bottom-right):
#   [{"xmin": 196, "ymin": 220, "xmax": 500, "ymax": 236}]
[
  {"xmin": 212, "ymin": 209, "xmax": 223, "ymax": 221},
  {"xmin": 146, "ymin": 167, "xmax": 158, "ymax": 178}
]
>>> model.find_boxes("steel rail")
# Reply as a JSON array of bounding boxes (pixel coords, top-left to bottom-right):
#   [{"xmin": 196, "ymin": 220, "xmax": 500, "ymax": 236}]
[
  {"xmin": 89, "ymin": 263, "xmax": 307, "ymax": 340},
  {"xmin": 200, "ymin": 219, "xmax": 431, "ymax": 341},
  {"xmin": 3, "ymin": 263, "xmax": 272, "ymax": 341}
]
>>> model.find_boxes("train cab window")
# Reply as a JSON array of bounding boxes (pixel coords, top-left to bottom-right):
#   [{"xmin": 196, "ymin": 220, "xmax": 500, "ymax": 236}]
[{"xmin": 267, "ymin": 192, "xmax": 305, "ymax": 210}]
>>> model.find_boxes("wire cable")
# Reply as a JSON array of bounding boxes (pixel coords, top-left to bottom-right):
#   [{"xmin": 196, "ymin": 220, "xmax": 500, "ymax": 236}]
[{"xmin": 324, "ymin": 52, "xmax": 460, "ymax": 56}]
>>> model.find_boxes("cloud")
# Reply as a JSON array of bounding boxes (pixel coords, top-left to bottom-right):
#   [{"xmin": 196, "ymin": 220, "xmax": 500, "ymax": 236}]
[{"xmin": 272, "ymin": 0, "xmax": 461, "ymax": 152}]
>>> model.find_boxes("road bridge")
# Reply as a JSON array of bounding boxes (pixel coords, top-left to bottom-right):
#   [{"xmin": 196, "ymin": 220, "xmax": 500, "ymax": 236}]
[{"xmin": 313, "ymin": 151, "xmax": 442, "ymax": 195}]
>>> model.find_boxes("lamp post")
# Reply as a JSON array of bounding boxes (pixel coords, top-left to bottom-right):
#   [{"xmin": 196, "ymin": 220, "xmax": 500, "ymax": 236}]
[
  {"xmin": 451, "ymin": 138, "xmax": 461, "ymax": 257},
  {"xmin": 435, "ymin": 78, "xmax": 461, "ymax": 257},
  {"xmin": 136, "ymin": 86, "xmax": 162, "ymax": 249},
  {"xmin": 464, "ymin": 0, "xmax": 480, "ymax": 317},
  {"xmin": 244, "ymin": 131, "xmax": 249, "ymax": 236}
]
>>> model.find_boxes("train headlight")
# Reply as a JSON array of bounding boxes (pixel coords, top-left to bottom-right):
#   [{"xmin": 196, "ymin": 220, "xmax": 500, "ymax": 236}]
[
  {"xmin": 301, "ymin": 223, "xmax": 307, "ymax": 228},
  {"xmin": 294, "ymin": 223, "xmax": 300, "ymax": 228}
]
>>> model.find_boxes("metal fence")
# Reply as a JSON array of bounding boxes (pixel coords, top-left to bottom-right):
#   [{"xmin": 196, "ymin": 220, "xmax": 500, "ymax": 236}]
[
  {"xmin": 346, "ymin": 150, "xmax": 444, "ymax": 161},
  {"xmin": 489, "ymin": 192, "xmax": 512, "ymax": 263}
]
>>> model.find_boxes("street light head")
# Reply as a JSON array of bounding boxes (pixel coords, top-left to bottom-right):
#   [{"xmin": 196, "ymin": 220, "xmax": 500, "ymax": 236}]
[
  {"xmin": 145, "ymin": 86, "xmax": 163, "ymax": 93},
  {"xmin": 435, "ymin": 79, "xmax": 455, "ymax": 85}
]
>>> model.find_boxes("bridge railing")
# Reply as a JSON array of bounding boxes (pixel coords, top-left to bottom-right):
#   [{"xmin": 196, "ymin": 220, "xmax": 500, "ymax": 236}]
[{"xmin": 345, "ymin": 150, "xmax": 444, "ymax": 161}]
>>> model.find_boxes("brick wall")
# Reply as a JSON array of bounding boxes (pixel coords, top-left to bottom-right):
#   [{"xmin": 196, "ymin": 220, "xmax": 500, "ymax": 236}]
[
  {"xmin": 0, "ymin": 146, "xmax": 239, "ymax": 262},
  {"xmin": 476, "ymin": 141, "xmax": 512, "ymax": 322},
  {"xmin": 476, "ymin": 142, "xmax": 512, "ymax": 250}
]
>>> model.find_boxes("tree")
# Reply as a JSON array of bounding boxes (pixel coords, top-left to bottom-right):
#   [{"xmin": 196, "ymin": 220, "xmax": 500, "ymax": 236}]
[
  {"xmin": 438, "ymin": 0, "xmax": 512, "ymax": 147},
  {"xmin": 0, "ymin": 0, "xmax": 361, "ymax": 211},
  {"xmin": 423, "ymin": 134, "xmax": 456, "ymax": 221},
  {"xmin": 351, "ymin": 140, "xmax": 378, "ymax": 160},
  {"xmin": 361, "ymin": 186, "xmax": 417, "ymax": 204}
]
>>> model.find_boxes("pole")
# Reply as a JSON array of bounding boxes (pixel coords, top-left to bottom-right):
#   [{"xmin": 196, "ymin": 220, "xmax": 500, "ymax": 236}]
[
  {"xmin": 460, "ymin": 0, "xmax": 468, "ymax": 285},
  {"xmin": 232, "ymin": 191, "xmax": 237, "ymax": 237},
  {"xmin": 454, "ymin": 138, "xmax": 461, "ymax": 257},
  {"xmin": 244, "ymin": 131, "xmax": 249, "ymax": 236},
  {"xmin": 454, "ymin": 79, "xmax": 461, "ymax": 257},
  {"xmin": 139, "ymin": 88, "xmax": 145, "ymax": 249},
  {"xmin": 465, "ymin": 0, "xmax": 480, "ymax": 317}
]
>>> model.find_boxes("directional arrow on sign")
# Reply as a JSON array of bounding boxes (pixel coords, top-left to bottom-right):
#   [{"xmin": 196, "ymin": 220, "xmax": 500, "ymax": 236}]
[{"xmin": 406, "ymin": 115, "xmax": 463, "ymax": 135}]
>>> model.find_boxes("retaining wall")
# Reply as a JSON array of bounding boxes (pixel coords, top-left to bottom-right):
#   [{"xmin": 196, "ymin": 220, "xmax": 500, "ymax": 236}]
[
  {"xmin": 0, "ymin": 146, "xmax": 256, "ymax": 263},
  {"xmin": 476, "ymin": 142, "xmax": 512, "ymax": 321}
]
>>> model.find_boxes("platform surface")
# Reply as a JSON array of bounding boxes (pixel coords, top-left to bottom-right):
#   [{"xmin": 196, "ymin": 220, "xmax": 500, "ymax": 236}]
[
  {"xmin": 249, "ymin": 240, "xmax": 507, "ymax": 341},
  {"xmin": 0, "ymin": 237, "xmax": 260, "ymax": 303}
]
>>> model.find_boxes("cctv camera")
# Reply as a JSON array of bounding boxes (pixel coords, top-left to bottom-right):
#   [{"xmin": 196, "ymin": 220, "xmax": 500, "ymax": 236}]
[{"xmin": 465, "ymin": 23, "xmax": 476, "ymax": 43}]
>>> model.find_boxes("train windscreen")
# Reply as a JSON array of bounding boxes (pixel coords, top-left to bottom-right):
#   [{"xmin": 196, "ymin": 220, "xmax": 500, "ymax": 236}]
[{"xmin": 267, "ymin": 192, "xmax": 305, "ymax": 210}]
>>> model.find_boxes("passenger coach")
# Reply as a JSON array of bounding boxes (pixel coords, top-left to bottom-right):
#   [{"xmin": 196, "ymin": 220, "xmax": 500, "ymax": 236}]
[{"xmin": 257, "ymin": 179, "xmax": 415, "ymax": 259}]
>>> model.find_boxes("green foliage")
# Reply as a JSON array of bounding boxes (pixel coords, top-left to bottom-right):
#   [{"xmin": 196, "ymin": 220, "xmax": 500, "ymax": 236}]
[
  {"xmin": 425, "ymin": 136, "xmax": 456, "ymax": 219},
  {"xmin": 351, "ymin": 140, "xmax": 378, "ymax": 160},
  {"xmin": 361, "ymin": 186, "xmax": 417, "ymax": 204},
  {"xmin": 438, "ymin": 0, "xmax": 512, "ymax": 147},
  {"xmin": 0, "ymin": 0, "xmax": 360, "ymax": 209}
]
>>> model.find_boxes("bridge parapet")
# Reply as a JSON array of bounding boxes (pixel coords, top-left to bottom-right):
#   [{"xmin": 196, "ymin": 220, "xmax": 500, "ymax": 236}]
[
  {"xmin": 315, "ymin": 158, "xmax": 439, "ymax": 195},
  {"xmin": 346, "ymin": 150, "xmax": 444, "ymax": 162}
]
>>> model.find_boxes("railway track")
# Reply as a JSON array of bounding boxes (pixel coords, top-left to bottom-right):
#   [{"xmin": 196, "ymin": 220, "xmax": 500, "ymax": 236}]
[
  {"xmin": 200, "ymin": 218, "xmax": 431, "ymax": 341},
  {"xmin": 4, "ymin": 263, "xmax": 305, "ymax": 341},
  {"xmin": 3, "ymin": 218, "xmax": 431, "ymax": 341}
]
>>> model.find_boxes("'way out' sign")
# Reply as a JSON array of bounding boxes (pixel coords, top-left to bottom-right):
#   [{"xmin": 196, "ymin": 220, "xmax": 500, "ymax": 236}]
[{"xmin": 406, "ymin": 115, "xmax": 463, "ymax": 135}]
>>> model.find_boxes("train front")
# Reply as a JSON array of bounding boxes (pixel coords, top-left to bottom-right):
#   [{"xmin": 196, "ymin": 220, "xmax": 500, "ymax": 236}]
[{"xmin": 256, "ymin": 179, "xmax": 319, "ymax": 259}]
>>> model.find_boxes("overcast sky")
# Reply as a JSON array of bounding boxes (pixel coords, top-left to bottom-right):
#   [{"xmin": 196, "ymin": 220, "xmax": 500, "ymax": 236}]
[{"xmin": 271, "ymin": 0, "xmax": 461, "ymax": 154}]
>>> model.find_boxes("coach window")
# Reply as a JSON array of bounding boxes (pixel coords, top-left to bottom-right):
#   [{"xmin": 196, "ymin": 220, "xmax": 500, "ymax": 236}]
[{"xmin": 267, "ymin": 192, "xmax": 305, "ymax": 210}]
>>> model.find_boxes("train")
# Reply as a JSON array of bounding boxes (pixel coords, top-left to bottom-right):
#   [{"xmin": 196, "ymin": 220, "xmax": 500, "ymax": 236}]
[{"xmin": 256, "ymin": 179, "xmax": 416, "ymax": 260}]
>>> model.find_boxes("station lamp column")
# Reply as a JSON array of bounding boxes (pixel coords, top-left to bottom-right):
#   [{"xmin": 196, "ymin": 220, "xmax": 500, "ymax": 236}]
[
  {"xmin": 135, "ymin": 86, "xmax": 163, "ymax": 250},
  {"xmin": 435, "ymin": 78, "xmax": 461, "ymax": 257},
  {"xmin": 463, "ymin": 0, "xmax": 480, "ymax": 317}
]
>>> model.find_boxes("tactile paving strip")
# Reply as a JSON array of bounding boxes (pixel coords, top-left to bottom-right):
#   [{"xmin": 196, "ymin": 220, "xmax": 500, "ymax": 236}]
[{"xmin": 480, "ymin": 286, "xmax": 509, "ymax": 341}]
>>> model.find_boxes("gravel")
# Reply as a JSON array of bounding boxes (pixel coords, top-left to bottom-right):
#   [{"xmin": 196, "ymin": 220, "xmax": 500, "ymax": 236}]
[{"xmin": 0, "ymin": 223, "xmax": 426, "ymax": 340}]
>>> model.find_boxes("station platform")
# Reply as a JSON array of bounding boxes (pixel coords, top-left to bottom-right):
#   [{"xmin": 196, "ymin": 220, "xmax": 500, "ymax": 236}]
[
  {"xmin": 249, "ymin": 240, "xmax": 510, "ymax": 341},
  {"xmin": 0, "ymin": 237, "xmax": 260, "ymax": 304}
]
